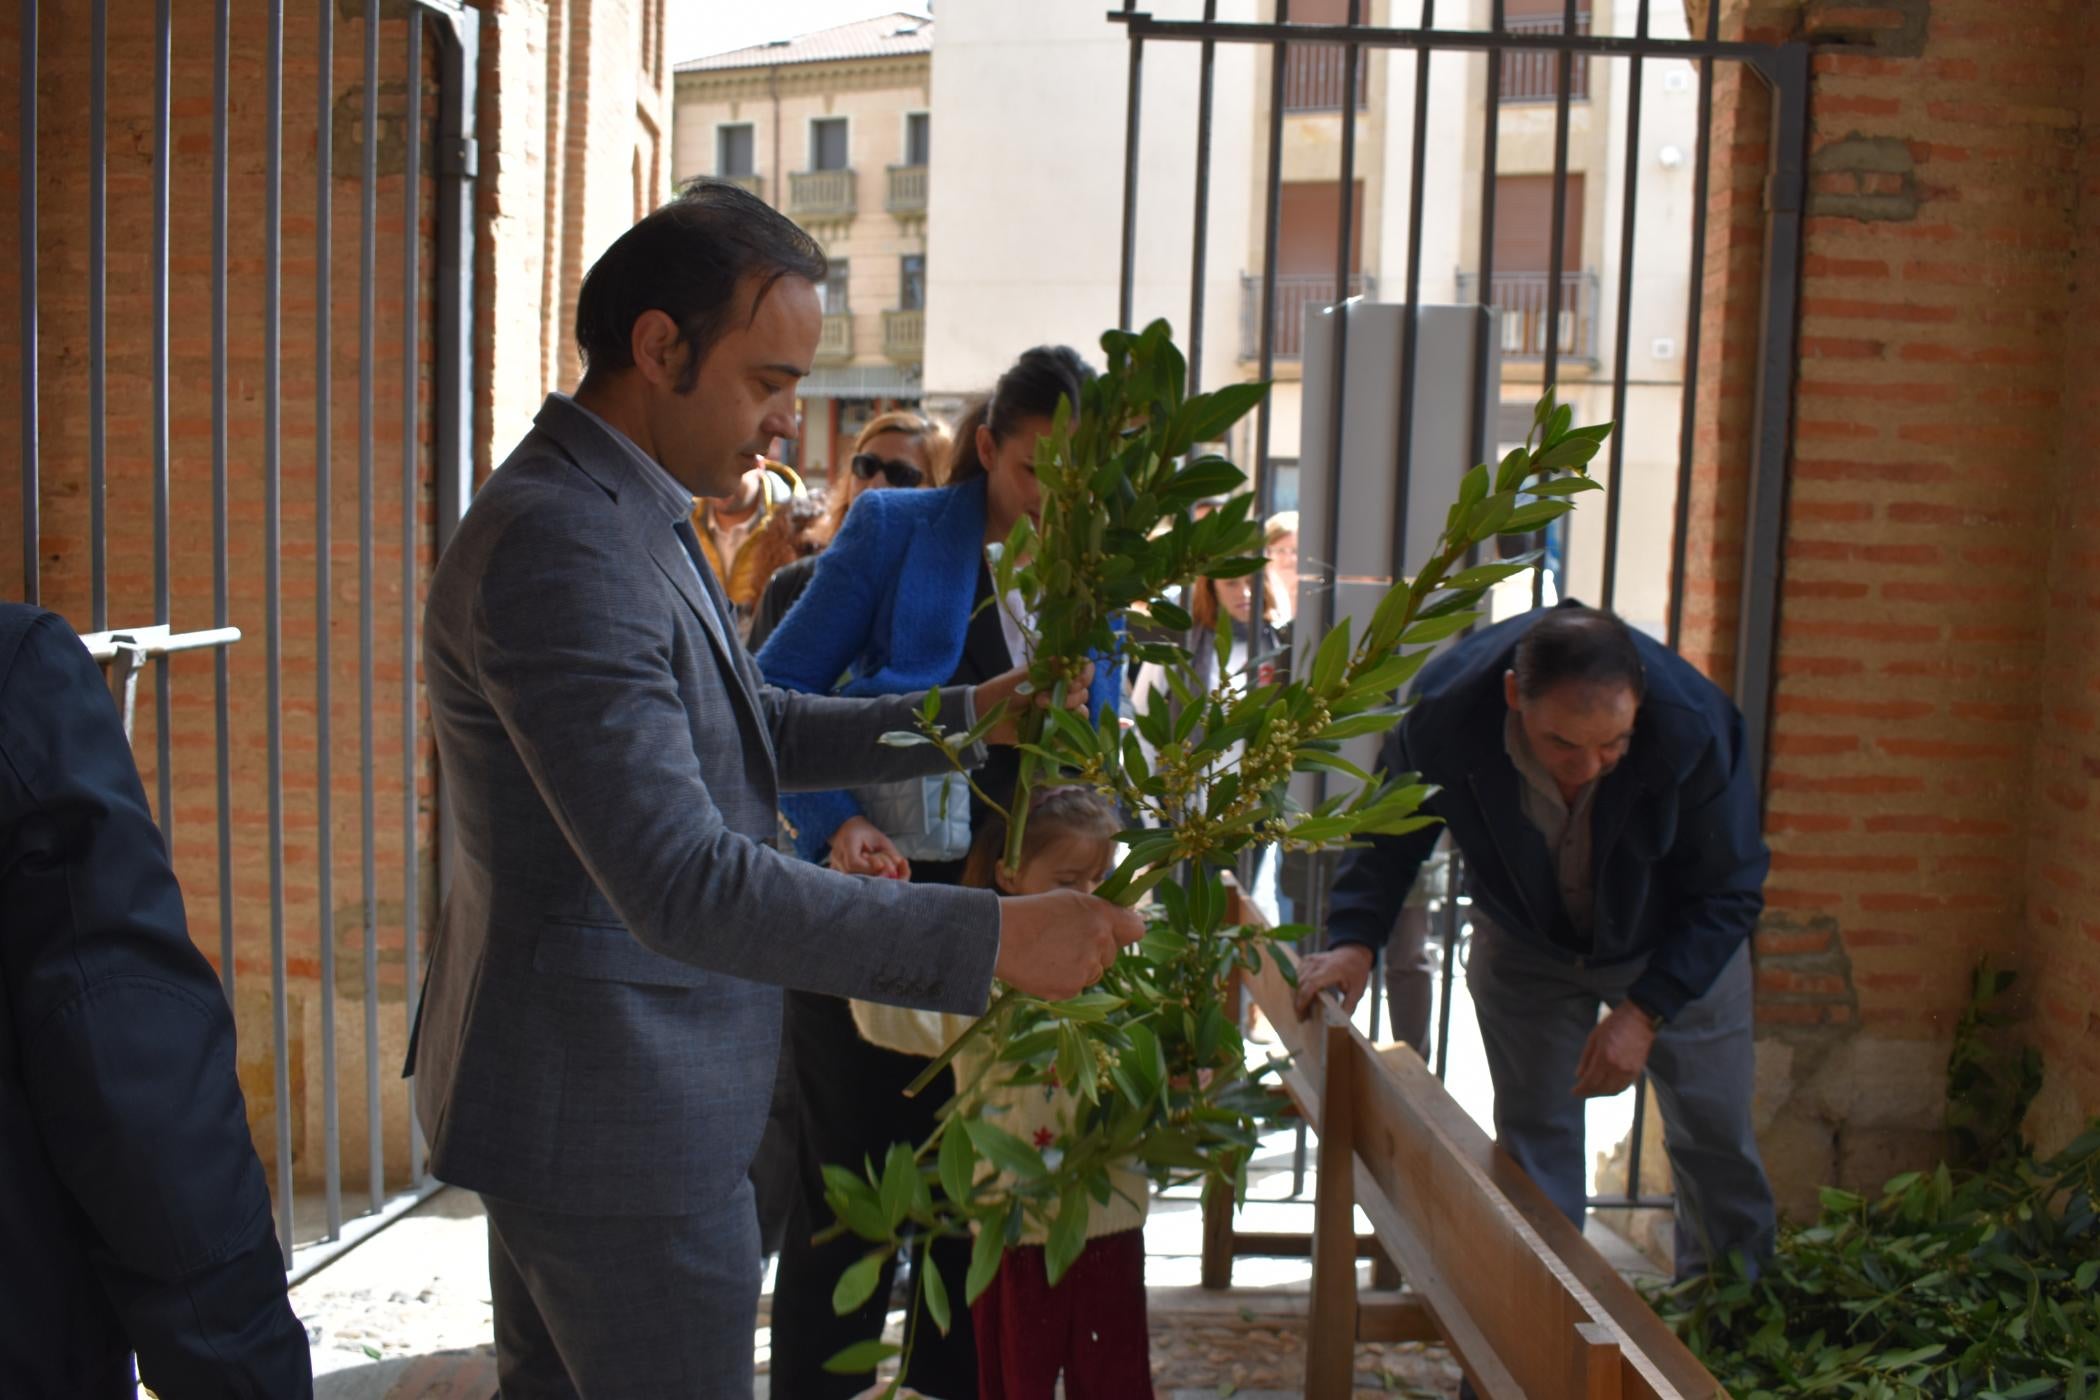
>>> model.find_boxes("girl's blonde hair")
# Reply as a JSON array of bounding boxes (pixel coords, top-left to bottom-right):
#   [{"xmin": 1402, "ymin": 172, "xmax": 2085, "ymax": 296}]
[{"xmin": 960, "ymin": 785, "xmax": 1121, "ymax": 891}]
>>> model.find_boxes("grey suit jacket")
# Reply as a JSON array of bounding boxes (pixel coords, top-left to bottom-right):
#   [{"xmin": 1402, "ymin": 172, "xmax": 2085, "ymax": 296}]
[{"xmin": 411, "ymin": 395, "xmax": 1000, "ymax": 1216}]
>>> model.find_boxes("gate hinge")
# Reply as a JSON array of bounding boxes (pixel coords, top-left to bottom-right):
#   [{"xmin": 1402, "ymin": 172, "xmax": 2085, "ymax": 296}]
[{"xmin": 440, "ymin": 136, "xmax": 479, "ymax": 179}]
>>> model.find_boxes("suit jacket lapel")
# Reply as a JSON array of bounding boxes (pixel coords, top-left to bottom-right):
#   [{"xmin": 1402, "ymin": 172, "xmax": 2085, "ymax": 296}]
[{"xmin": 642, "ymin": 522, "xmax": 778, "ymax": 767}]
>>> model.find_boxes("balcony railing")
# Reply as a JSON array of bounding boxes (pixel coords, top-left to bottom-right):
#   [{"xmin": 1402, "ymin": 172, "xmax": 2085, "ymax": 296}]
[
  {"xmin": 1456, "ymin": 270, "xmax": 1600, "ymax": 361},
  {"xmin": 789, "ymin": 168, "xmax": 857, "ymax": 220},
  {"xmin": 1500, "ymin": 14, "xmax": 1591, "ymax": 103},
  {"xmin": 715, "ymin": 172, "xmax": 764, "ymax": 198},
  {"xmin": 816, "ymin": 313, "xmax": 854, "ymax": 364},
  {"xmin": 1239, "ymin": 272, "xmax": 1376, "ymax": 360},
  {"xmin": 1282, "ymin": 45, "xmax": 1370, "ymax": 112},
  {"xmin": 886, "ymin": 164, "xmax": 928, "ymax": 214},
  {"xmin": 882, "ymin": 308, "xmax": 924, "ymax": 362}
]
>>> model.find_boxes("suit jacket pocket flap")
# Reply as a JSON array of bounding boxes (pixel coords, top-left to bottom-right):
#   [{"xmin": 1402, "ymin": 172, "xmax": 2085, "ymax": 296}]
[{"xmin": 533, "ymin": 921, "xmax": 715, "ymax": 988}]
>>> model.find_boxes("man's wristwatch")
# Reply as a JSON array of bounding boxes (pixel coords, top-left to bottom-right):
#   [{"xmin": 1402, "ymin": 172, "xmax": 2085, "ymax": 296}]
[{"xmin": 1624, "ymin": 997, "xmax": 1662, "ymax": 1029}]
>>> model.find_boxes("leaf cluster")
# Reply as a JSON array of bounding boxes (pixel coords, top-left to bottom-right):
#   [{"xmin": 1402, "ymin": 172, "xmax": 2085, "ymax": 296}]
[
  {"xmin": 1656, "ymin": 970, "xmax": 2100, "ymax": 1398},
  {"xmin": 829, "ymin": 321, "xmax": 1613, "ymax": 1391}
]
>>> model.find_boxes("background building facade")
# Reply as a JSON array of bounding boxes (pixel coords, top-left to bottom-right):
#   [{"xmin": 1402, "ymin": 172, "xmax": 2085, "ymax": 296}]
[{"xmin": 672, "ymin": 13, "xmax": 934, "ymax": 483}]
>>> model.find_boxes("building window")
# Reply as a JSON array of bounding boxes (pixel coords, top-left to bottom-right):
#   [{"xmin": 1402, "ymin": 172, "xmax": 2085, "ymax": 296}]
[
  {"xmin": 811, "ymin": 117, "xmax": 849, "ymax": 172},
  {"xmin": 820, "ymin": 261, "xmax": 850, "ymax": 315},
  {"xmin": 717, "ymin": 123, "xmax": 755, "ymax": 178},
  {"xmin": 899, "ymin": 255, "xmax": 925, "ymax": 311},
  {"xmin": 1501, "ymin": 0, "xmax": 1592, "ymax": 103},
  {"xmin": 904, "ymin": 112, "xmax": 930, "ymax": 167}
]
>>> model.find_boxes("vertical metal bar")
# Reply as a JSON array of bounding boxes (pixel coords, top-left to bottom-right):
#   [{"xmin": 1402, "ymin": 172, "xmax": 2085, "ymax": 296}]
[
  {"xmin": 1390, "ymin": 0, "xmax": 1436, "ymax": 586},
  {"xmin": 403, "ymin": 11, "xmax": 427, "ymax": 1183},
  {"xmin": 316, "ymin": 0, "xmax": 343, "ymax": 1244},
  {"xmin": 1735, "ymin": 47, "xmax": 1810, "ymax": 783},
  {"xmin": 429, "ymin": 12, "xmax": 477, "ymax": 554},
  {"xmin": 16, "ymin": 0, "xmax": 35, "ymax": 608},
  {"xmin": 1666, "ymin": 3, "xmax": 1719, "ymax": 652},
  {"xmin": 1465, "ymin": 2, "xmax": 1504, "ymax": 576},
  {"xmin": 213, "ymin": 0, "xmax": 235, "ymax": 1004},
  {"xmin": 1433, "ymin": 853, "xmax": 1461, "ymax": 1081},
  {"xmin": 361, "ymin": 0, "xmax": 385, "ymax": 1217},
  {"xmin": 1625, "ymin": 1070, "xmax": 1648, "ymax": 1201},
  {"xmin": 1599, "ymin": 1, "xmax": 1649, "ymax": 613},
  {"xmin": 1185, "ymin": 0, "xmax": 1218, "ymax": 395},
  {"xmin": 90, "ymin": 0, "xmax": 107, "ymax": 630},
  {"xmin": 265, "ymin": 0, "xmax": 295, "ymax": 1269},
  {"xmin": 1533, "ymin": 0, "xmax": 1578, "ymax": 610},
  {"xmin": 1247, "ymin": 0, "xmax": 1290, "ymax": 638},
  {"xmin": 152, "ymin": 0, "xmax": 173, "ymax": 844},
  {"xmin": 1117, "ymin": 30, "xmax": 1145, "ymax": 332}
]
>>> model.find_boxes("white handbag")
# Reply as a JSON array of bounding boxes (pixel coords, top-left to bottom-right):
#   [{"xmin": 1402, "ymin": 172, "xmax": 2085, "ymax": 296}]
[{"xmin": 851, "ymin": 768, "xmax": 974, "ymax": 862}]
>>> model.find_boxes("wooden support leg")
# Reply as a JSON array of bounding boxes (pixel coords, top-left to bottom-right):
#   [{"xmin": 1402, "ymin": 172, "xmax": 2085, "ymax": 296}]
[
  {"xmin": 1305, "ymin": 1021, "xmax": 1359, "ymax": 1400},
  {"xmin": 1370, "ymin": 1237, "xmax": 1403, "ymax": 1291},
  {"xmin": 1575, "ymin": 1322, "xmax": 1623, "ymax": 1400},
  {"xmin": 1200, "ymin": 1174, "xmax": 1235, "ymax": 1291}
]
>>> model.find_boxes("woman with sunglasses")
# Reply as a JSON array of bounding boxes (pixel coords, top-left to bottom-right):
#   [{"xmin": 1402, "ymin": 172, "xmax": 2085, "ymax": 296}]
[
  {"xmin": 745, "ymin": 410, "xmax": 948, "ymax": 650},
  {"xmin": 755, "ymin": 346, "xmax": 1121, "ymax": 1400}
]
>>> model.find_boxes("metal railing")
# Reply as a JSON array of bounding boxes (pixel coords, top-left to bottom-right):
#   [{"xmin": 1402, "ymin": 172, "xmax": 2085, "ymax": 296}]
[
  {"xmin": 10, "ymin": 0, "xmax": 480, "ymax": 1274},
  {"xmin": 885, "ymin": 163, "xmax": 928, "ymax": 214},
  {"xmin": 1282, "ymin": 44, "xmax": 1370, "ymax": 111},
  {"xmin": 1239, "ymin": 272, "xmax": 1375, "ymax": 360},
  {"xmin": 1502, "ymin": 13, "xmax": 1591, "ymax": 103},
  {"xmin": 1456, "ymin": 269, "xmax": 1600, "ymax": 361},
  {"xmin": 882, "ymin": 307, "xmax": 924, "ymax": 361},
  {"xmin": 816, "ymin": 312, "xmax": 854, "ymax": 363},
  {"xmin": 788, "ymin": 167, "xmax": 857, "ymax": 220}
]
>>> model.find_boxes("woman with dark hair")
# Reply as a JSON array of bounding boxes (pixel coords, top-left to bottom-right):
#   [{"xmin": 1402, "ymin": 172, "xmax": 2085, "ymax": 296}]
[{"xmin": 756, "ymin": 345, "xmax": 1117, "ymax": 1400}]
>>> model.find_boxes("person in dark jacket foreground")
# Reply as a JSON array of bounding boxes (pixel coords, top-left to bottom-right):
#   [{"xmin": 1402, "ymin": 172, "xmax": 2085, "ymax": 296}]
[
  {"xmin": 0, "ymin": 604, "xmax": 312, "ymax": 1398},
  {"xmin": 1294, "ymin": 603, "xmax": 1777, "ymax": 1279}
]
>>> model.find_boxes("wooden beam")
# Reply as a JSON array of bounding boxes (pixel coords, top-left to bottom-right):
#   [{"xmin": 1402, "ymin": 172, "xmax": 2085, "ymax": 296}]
[
  {"xmin": 1358, "ymin": 1292, "xmax": 1441, "ymax": 1343},
  {"xmin": 1305, "ymin": 1019, "xmax": 1361, "ymax": 1400}
]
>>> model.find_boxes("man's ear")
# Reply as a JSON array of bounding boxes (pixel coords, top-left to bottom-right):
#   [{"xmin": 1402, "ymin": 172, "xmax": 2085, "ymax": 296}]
[{"xmin": 629, "ymin": 309, "xmax": 685, "ymax": 389}]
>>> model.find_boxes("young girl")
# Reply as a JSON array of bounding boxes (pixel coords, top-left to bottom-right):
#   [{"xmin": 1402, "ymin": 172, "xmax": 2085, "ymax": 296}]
[{"xmin": 855, "ymin": 785, "xmax": 1155, "ymax": 1400}]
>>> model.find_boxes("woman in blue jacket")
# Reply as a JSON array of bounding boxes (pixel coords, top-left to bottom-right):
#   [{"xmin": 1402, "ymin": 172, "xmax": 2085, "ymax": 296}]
[{"xmin": 757, "ymin": 345, "xmax": 1118, "ymax": 1399}]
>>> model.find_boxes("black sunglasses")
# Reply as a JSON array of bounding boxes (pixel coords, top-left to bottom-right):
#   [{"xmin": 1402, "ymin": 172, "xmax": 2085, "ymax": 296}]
[{"xmin": 851, "ymin": 453, "xmax": 925, "ymax": 488}]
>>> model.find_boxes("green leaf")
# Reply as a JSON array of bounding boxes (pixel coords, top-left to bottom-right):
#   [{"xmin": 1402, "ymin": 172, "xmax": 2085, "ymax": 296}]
[
  {"xmin": 1183, "ymin": 381, "xmax": 1270, "ymax": 445},
  {"xmin": 965, "ymin": 1214, "xmax": 1009, "ymax": 1303},
  {"xmin": 1293, "ymin": 748, "xmax": 1375, "ymax": 784},
  {"xmin": 922, "ymin": 1254, "xmax": 954, "ymax": 1335},
  {"xmin": 1150, "ymin": 598, "xmax": 1195, "ymax": 632},
  {"xmin": 1501, "ymin": 498, "xmax": 1572, "ymax": 534},
  {"xmin": 1309, "ymin": 616, "xmax": 1353, "ymax": 696},
  {"xmin": 1045, "ymin": 1185, "xmax": 1092, "ymax": 1286},
  {"xmin": 822, "ymin": 1338, "xmax": 901, "ymax": 1375},
  {"xmin": 939, "ymin": 1122, "xmax": 978, "ymax": 1206},
  {"xmin": 879, "ymin": 1141, "xmax": 918, "ymax": 1228},
  {"xmin": 1459, "ymin": 461, "xmax": 1490, "ymax": 511},
  {"xmin": 1530, "ymin": 472, "xmax": 1605, "ymax": 497},
  {"xmin": 1443, "ymin": 559, "xmax": 1533, "ymax": 590},
  {"xmin": 832, "ymin": 1250, "xmax": 888, "ymax": 1316},
  {"xmin": 1494, "ymin": 446, "xmax": 1532, "ymax": 493},
  {"xmin": 1400, "ymin": 610, "xmax": 1479, "ymax": 645},
  {"xmin": 1532, "ymin": 434, "xmax": 1603, "ymax": 475},
  {"xmin": 965, "ymin": 1119, "xmax": 1049, "ymax": 1181}
]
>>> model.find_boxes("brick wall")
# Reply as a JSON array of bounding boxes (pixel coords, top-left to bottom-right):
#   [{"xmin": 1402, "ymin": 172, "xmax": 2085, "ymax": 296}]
[
  {"xmin": 1685, "ymin": 0, "xmax": 2100, "ymax": 1212},
  {"xmin": 1, "ymin": 0, "xmax": 668, "ymax": 1225}
]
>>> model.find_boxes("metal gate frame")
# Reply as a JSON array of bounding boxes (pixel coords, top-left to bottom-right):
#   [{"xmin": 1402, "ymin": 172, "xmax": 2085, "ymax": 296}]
[
  {"xmin": 1109, "ymin": 0, "xmax": 1809, "ymax": 1214},
  {"xmin": 12, "ymin": 0, "xmax": 481, "ymax": 1278}
]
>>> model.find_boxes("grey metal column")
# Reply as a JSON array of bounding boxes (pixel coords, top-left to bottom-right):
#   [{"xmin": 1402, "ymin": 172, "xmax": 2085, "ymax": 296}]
[
  {"xmin": 17, "ymin": 0, "xmax": 35, "ymax": 607},
  {"xmin": 316, "ymin": 0, "xmax": 343, "ymax": 1244},
  {"xmin": 1532, "ymin": 0, "xmax": 1579, "ymax": 609},
  {"xmin": 360, "ymin": 0, "xmax": 385, "ymax": 1217},
  {"xmin": 90, "ymin": 0, "xmax": 108, "ymax": 629},
  {"xmin": 265, "ymin": 0, "xmax": 295, "ymax": 1269},
  {"xmin": 213, "ymin": 0, "xmax": 235, "ymax": 1002},
  {"xmin": 428, "ymin": 3, "xmax": 479, "ymax": 554},
  {"xmin": 1667, "ymin": 1, "xmax": 1721, "ymax": 652},
  {"xmin": 403, "ymin": 9, "xmax": 428, "ymax": 1183},
  {"xmin": 1599, "ymin": 0, "xmax": 1650, "ymax": 613},
  {"xmin": 1185, "ymin": 0, "xmax": 1218, "ymax": 394},
  {"xmin": 1246, "ymin": 0, "xmax": 1291, "ymax": 630}
]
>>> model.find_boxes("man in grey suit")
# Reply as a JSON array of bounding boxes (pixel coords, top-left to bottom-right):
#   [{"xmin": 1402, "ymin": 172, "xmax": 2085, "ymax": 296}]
[{"xmin": 409, "ymin": 182, "xmax": 1144, "ymax": 1398}]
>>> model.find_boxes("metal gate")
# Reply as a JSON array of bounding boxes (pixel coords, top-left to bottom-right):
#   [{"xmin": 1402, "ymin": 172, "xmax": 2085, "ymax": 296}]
[
  {"xmin": 1111, "ymin": 0, "xmax": 1808, "ymax": 1214},
  {"xmin": 7, "ymin": 0, "xmax": 480, "ymax": 1277}
]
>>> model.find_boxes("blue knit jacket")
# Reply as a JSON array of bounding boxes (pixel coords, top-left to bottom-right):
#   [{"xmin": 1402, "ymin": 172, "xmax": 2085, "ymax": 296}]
[{"xmin": 755, "ymin": 476, "xmax": 1122, "ymax": 862}]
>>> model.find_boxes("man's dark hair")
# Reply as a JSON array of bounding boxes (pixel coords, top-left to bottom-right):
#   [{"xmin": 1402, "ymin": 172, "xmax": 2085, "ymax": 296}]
[
  {"xmin": 573, "ymin": 179, "xmax": 827, "ymax": 392},
  {"xmin": 1512, "ymin": 606, "xmax": 1646, "ymax": 701},
  {"xmin": 949, "ymin": 345, "xmax": 1096, "ymax": 483}
]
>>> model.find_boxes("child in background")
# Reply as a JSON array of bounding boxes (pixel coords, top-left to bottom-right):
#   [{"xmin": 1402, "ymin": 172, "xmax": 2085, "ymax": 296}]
[{"xmin": 850, "ymin": 785, "xmax": 1155, "ymax": 1400}]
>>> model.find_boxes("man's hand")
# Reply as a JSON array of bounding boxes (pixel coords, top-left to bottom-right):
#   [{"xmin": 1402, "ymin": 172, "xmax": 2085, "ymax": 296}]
[
  {"xmin": 993, "ymin": 891, "xmax": 1147, "ymax": 1002},
  {"xmin": 1570, "ymin": 1001, "xmax": 1657, "ymax": 1099},
  {"xmin": 830, "ymin": 815, "xmax": 910, "ymax": 880},
  {"xmin": 972, "ymin": 662, "xmax": 1098, "ymax": 746},
  {"xmin": 1292, "ymin": 943, "xmax": 1375, "ymax": 1018}
]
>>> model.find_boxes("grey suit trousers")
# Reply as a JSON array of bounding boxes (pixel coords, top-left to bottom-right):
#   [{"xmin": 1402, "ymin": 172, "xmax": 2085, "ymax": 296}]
[
  {"xmin": 483, "ymin": 1186, "xmax": 762, "ymax": 1399},
  {"xmin": 1466, "ymin": 924, "xmax": 1776, "ymax": 1280}
]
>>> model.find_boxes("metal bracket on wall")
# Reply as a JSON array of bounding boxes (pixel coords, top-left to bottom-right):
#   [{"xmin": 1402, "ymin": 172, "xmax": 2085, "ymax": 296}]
[{"xmin": 81, "ymin": 624, "xmax": 243, "ymax": 742}]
